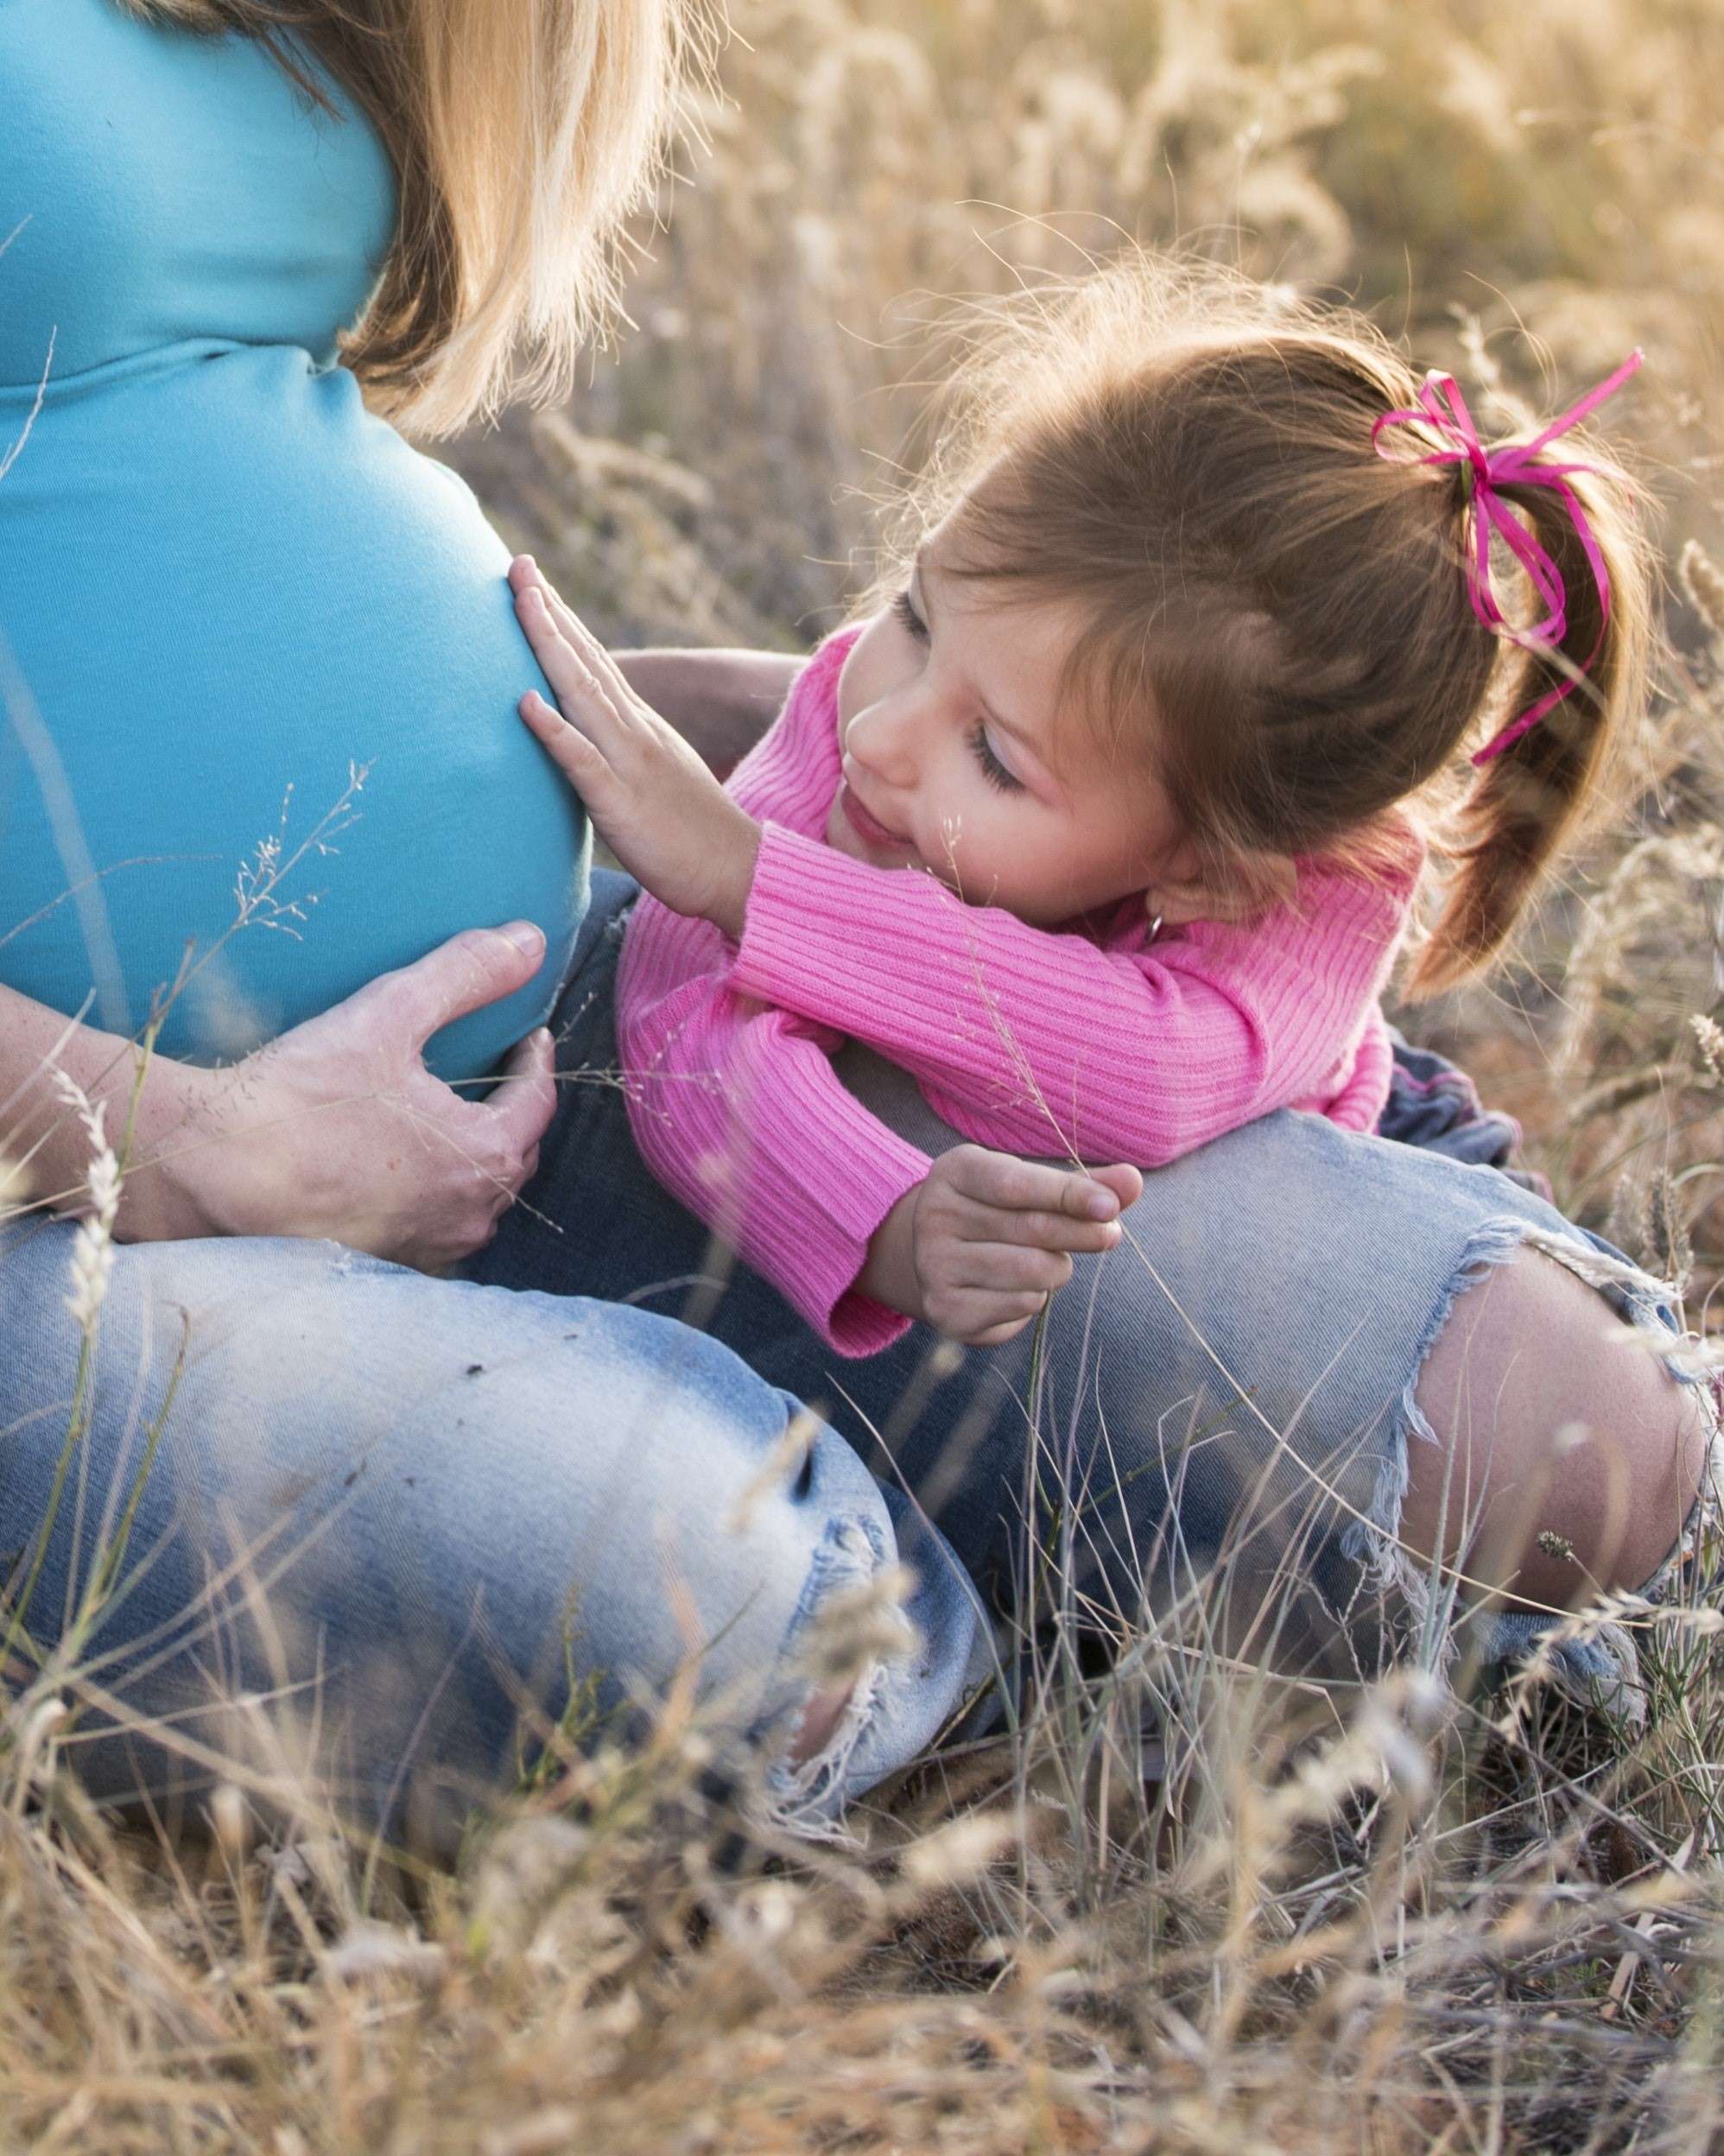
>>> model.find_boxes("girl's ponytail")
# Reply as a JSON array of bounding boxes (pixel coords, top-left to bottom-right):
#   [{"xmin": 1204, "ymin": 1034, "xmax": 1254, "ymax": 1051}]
[{"xmin": 1401, "ymin": 417, "xmax": 1652, "ymax": 999}]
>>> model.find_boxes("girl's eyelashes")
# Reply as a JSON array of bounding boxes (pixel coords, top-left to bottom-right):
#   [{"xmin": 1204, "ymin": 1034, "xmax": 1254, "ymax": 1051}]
[
  {"xmin": 891, "ymin": 587, "xmax": 929, "ymax": 643},
  {"xmin": 968, "ymin": 722, "xmax": 1023, "ymax": 793},
  {"xmin": 886, "ymin": 588, "xmax": 1019, "ymax": 794}
]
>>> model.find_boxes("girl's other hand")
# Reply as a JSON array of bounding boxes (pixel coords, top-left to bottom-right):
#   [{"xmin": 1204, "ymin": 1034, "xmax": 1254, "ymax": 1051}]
[
  {"xmin": 865, "ymin": 1146, "xmax": 1144, "ymax": 1346},
  {"xmin": 509, "ymin": 556, "xmax": 763, "ymax": 938},
  {"xmin": 153, "ymin": 923, "xmax": 559, "ymax": 1270}
]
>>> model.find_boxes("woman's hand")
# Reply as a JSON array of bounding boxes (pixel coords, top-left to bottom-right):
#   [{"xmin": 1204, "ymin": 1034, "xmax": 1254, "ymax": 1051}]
[
  {"xmin": 509, "ymin": 556, "xmax": 763, "ymax": 938},
  {"xmin": 859, "ymin": 1147, "xmax": 1144, "ymax": 1346},
  {"xmin": 141, "ymin": 923, "xmax": 559, "ymax": 1269}
]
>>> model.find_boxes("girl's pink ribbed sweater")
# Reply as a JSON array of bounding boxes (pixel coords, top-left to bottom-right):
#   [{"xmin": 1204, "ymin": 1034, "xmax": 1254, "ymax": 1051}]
[{"xmin": 616, "ymin": 629, "xmax": 1418, "ymax": 1356}]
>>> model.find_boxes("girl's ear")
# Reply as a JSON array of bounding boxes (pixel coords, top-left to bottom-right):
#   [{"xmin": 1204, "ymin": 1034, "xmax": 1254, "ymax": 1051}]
[{"xmin": 1150, "ymin": 847, "xmax": 1296, "ymax": 927}]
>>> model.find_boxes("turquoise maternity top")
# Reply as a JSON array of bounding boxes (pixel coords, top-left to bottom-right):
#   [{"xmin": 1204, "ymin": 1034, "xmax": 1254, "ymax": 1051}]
[{"xmin": 0, "ymin": 0, "xmax": 588, "ymax": 1078}]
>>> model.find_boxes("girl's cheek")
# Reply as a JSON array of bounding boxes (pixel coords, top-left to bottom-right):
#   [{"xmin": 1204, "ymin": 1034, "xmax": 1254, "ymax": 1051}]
[
  {"xmin": 835, "ymin": 611, "xmax": 897, "ymax": 719},
  {"xmin": 934, "ymin": 804, "xmax": 988, "ymax": 884}
]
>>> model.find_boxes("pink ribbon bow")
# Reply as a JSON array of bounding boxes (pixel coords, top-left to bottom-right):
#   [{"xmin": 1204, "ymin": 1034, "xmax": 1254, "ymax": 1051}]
[{"xmin": 1371, "ymin": 349, "xmax": 1642, "ymax": 764}]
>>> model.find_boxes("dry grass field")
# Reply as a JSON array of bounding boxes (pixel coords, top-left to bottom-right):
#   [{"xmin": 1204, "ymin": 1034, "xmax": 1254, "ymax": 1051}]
[{"xmin": 8, "ymin": 0, "xmax": 1724, "ymax": 2147}]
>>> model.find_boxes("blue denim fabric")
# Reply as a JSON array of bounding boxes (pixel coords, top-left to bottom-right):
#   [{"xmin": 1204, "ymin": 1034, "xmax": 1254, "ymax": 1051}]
[
  {"xmin": 0, "ymin": 1217, "xmax": 989, "ymax": 1844},
  {"xmin": 466, "ymin": 873, "xmax": 1711, "ymax": 1712},
  {"xmin": 1379, "ymin": 1026, "xmax": 1550, "ymax": 1199}
]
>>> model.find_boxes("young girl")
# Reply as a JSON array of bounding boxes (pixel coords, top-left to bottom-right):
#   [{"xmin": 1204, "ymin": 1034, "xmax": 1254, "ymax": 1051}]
[{"xmin": 509, "ymin": 263, "xmax": 1649, "ymax": 1360}]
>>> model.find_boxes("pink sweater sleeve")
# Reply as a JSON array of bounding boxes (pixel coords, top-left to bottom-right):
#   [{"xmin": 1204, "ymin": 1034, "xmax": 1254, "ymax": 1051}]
[
  {"xmin": 617, "ymin": 951, "xmax": 929, "ymax": 1354},
  {"xmin": 728, "ymin": 831, "xmax": 1416, "ymax": 1164},
  {"xmin": 617, "ymin": 634, "xmax": 929, "ymax": 1354},
  {"xmin": 1325, "ymin": 1003, "xmax": 1394, "ymax": 1132}
]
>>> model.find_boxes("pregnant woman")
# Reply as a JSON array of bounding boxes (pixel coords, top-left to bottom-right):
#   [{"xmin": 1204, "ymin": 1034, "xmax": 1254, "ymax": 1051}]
[
  {"xmin": 0, "ymin": 0, "xmax": 991, "ymax": 1842},
  {"xmin": 0, "ymin": 0, "xmax": 1710, "ymax": 1846}
]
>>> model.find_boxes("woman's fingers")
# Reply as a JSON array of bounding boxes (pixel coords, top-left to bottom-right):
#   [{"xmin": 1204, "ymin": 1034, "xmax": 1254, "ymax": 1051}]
[
  {"xmin": 486, "ymin": 1024, "xmax": 558, "ymax": 1164},
  {"xmin": 377, "ymin": 923, "xmax": 548, "ymax": 1049}
]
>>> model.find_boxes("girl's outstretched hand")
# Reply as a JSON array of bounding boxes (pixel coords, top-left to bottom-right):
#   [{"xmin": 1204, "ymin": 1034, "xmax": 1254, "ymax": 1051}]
[
  {"xmin": 510, "ymin": 556, "xmax": 763, "ymax": 938},
  {"xmin": 861, "ymin": 1146, "xmax": 1144, "ymax": 1346}
]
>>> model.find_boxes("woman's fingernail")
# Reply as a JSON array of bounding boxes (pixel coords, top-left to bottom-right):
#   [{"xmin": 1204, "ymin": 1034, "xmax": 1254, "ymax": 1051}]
[
  {"xmin": 502, "ymin": 922, "xmax": 545, "ymax": 959},
  {"xmin": 1084, "ymin": 1188, "xmax": 1120, "ymax": 1221}
]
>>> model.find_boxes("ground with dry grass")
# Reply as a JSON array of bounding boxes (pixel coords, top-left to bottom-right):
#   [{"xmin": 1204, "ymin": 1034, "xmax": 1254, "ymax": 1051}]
[{"xmin": 8, "ymin": 0, "xmax": 1724, "ymax": 2149}]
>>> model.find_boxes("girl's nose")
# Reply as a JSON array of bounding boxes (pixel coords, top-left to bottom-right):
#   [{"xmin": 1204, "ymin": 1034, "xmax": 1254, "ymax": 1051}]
[{"xmin": 843, "ymin": 695, "xmax": 919, "ymax": 790}]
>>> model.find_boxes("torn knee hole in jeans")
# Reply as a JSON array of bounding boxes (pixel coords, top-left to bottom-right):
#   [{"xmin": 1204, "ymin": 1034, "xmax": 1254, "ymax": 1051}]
[
  {"xmin": 758, "ymin": 1515, "xmax": 922, "ymax": 1834},
  {"xmin": 1347, "ymin": 1214, "xmax": 1721, "ymax": 1720}
]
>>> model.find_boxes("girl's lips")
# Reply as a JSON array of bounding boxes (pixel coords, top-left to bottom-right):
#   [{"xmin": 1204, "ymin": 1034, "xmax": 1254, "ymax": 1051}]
[{"xmin": 835, "ymin": 782, "xmax": 910, "ymax": 853}]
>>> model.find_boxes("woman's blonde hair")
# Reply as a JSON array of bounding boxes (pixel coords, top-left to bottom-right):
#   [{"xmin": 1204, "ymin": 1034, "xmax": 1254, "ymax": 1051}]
[
  {"xmin": 120, "ymin": 0, "xmax": 711, "ymax": 435},
  {"xmin": 897, "ymin": 257, "xmax": 1653, "ymax": 996}
]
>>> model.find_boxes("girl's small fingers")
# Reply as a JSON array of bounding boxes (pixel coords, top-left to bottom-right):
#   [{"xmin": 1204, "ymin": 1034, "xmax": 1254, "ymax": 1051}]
[
  {"xmin": 935, "ymin": 1187, "xmax": 1115, "ymax": 1253},
  {"xmin": 520, "ymin": 692, "xmax": 607, "ymax": 780},
  {"xmin": 560, "ymin": 611, "xmax": 637, "ymax": 710},
  {"xmin": 1092, "ymin": 1162, "xmax": 1144, "ymax": 1210},
  {"xmin": 515, "ymin": 585, "xmax": 612, "ymax": 703},
  {"xmin": 521, "ymin": 688, "xmax": 577, "ymax": 742},
  {"xmin": 948, "ymin": 1244, "xmax": 1074, "ymax": 1294},
  {"xmin": 537, "ymin": 630, "xmax": 637, "ymax": 746},
  {"xmin": 515, "ymin": 580, "xmax": 567, "ymax": 646},
  {"xmin": 520, "ymin": 577, "xmax": 612, "ymax": 682},
  {"xmin": 531, "ymin": 587, "xmax": 642, "ymax": 712},
  {"xmin": 947, "ymin": 1146, "xmax": 1121, "ymax": 1222},
  {"xmin": 512, "ymin": 559, "xmax": 615, "ymax": 689},
  {"xmin": 943, "ymin": 1290, "xmax": 1049, "ymax": 1342},
  {"xmin": 548, "ymin": 586, "xmax": 605, "ymax": 663},
  {"xmin": 961, "ymin": 1206, "xmax": 1123, "ymax": 1255},
  {"xmin": 968, "ymin": 1315, "xmax": 1037, "ymax": 1348}
]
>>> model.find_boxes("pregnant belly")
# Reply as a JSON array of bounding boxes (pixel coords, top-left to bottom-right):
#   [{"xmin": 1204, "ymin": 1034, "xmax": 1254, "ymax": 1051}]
[{"xmin": 0, "ymin": 344, "xmax": 588, "ymax": 1081}]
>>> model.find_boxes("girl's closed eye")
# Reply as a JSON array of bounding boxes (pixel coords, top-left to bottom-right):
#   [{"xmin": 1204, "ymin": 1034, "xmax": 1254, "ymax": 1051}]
[
  {"xmin": 891, "ymin": 587, "xmax": 929, "ymax": 643},
  {"xmin": 968, "ymin": 721, "xmax": 1023, "ymax": 793}
]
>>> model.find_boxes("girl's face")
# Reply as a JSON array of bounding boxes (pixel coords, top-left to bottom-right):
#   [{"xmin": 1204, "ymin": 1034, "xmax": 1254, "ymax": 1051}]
[{"xmin": 827, "ymin": 538, "xmax": 1197, "ymax": 926}]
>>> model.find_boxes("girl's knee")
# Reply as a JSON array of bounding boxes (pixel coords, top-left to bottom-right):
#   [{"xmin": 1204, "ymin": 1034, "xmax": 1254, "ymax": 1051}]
[{"xmin": 1404, "ymin": 1246, "xmax": 1711, "ymax": 1610}]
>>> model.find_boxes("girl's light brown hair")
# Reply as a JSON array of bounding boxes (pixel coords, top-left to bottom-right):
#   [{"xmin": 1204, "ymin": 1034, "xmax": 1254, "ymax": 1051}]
[
  {"xmin": 898, "ymin": 258, "xmax": 1652, "ymax": 996},
  {"xmin": 120, "ymin": 0, "xmax": 713, "ymax": 436}
]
